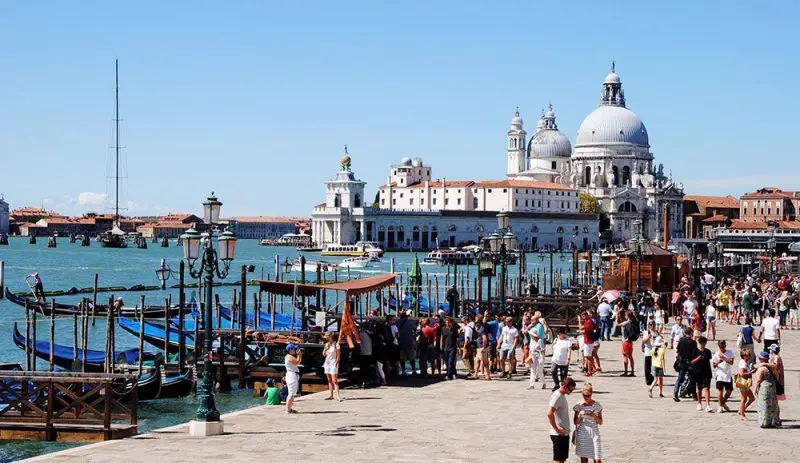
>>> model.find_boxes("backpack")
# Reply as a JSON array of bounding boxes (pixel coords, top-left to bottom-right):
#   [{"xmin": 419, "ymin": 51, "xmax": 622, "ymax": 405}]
[{"xmin": 589, "ymin": 318, "xmax": 601, "ymax": 342}]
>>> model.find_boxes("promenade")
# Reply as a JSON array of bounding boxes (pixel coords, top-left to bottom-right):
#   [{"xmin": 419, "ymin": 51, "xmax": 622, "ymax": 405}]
[{"xmin": 25, "ymin": 321, "xmax": 798, "ymax": 463}]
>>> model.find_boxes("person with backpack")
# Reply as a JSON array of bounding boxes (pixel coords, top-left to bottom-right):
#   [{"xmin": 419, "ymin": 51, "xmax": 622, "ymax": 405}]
[{"xmin": 619, "ymin": 310, "xmax": 639, "ymax": 377}]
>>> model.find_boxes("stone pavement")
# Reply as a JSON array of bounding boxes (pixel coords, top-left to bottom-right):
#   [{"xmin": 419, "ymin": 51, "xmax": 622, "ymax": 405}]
[{"xmin": 23, "ymin": 321, "xmax": 800, "ymax": 463}]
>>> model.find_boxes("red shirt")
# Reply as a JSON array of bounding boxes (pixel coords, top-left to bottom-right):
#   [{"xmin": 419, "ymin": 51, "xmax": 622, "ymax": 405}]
[
  {"xmin": 583, "ymin": 319, "xmax": 594, "ymax": 344},
  {"xmin": 422, "ymin": 326, "xmax": 437, "ymax": 344}
]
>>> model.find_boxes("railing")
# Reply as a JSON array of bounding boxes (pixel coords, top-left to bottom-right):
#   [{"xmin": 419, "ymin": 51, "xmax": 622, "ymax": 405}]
[{"xmin": 0, "ymin": 371, "xmax": 138, "ymax": 441}]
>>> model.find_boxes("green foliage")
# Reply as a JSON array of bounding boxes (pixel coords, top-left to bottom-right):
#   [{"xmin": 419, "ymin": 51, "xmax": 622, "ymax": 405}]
[{"xmin": 579, "ymin": 192, "xmax": 599, "ymax": 214}]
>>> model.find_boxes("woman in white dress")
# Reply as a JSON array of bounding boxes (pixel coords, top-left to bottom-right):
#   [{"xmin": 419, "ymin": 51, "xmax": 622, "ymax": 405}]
[
  {"xmin": 284, "ymin": 344, "xmax": 303, "ymax": 414},
  {"xmin": 573, "ymin": 382, "xmax": 603, "ymax": 463},
  {"xmin": 322, "ymin": 331, "xmax": 342, "ymax": 402}
]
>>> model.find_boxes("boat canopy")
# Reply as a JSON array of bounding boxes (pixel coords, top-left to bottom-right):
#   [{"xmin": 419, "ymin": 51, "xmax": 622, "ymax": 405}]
[
  {"xmin": 110, "ymin": 226, "xmax": 126, "ymax": 236},
  {"xmin": 257, "ymin": 273, "xmax": 396, "ymax": 297}
]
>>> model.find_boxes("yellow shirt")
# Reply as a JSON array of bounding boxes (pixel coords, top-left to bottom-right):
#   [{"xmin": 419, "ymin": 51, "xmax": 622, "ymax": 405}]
[
  {"xmin": 718, "ymin": 291, "xmax": 729, "ymax": 306},
  {"xmin": 653, "ymin": 346, "xmax": 667, "ymax": 369}
]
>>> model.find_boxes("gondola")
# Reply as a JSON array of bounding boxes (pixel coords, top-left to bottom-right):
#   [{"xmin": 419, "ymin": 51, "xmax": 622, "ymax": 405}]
[
  {"xmin": 12, "ymin": 322, "xmax": 161, "ymax": 372},
  {"xmin": 159, "ymin": 369, "xmax": 195, "ymax": 398},
  {"xmin": 117, "ymin": 316, "xmax": 195, "ymax": 353},
  {"xmin": 5, "ymin": 288, "xmax": 183, "ymax": 319},
  {"xmin": 217, "ymin": 305, "xmax": 303, "ymax": 330}
]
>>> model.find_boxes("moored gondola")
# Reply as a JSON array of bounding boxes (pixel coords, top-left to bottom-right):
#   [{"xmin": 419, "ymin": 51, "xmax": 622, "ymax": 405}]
[
  {"xmin": 159, "ymin": 369, "xmax": 195, "ymax": 398},
  {"xmin": 4, "ymin": 288, "xmax": 184, "ymax": 319}
]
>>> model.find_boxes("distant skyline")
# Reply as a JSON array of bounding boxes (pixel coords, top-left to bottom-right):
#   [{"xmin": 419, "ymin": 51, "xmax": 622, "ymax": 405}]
[{"xmin": 1, "ymin": 2, "xmax": 798, "ymax": 217}]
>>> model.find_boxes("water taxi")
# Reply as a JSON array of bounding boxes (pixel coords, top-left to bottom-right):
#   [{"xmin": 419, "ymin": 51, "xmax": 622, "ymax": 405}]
[
  {"xmin": 321, "ymin": 242, "xmax": 384, "ymax": 257},
  {"xmin": 337, "ymin": 257, "xmax": 371, "ymax": 269},
  {"xmin": 423, "ymin": 249, "xmax": 477, "ymax": 266}
]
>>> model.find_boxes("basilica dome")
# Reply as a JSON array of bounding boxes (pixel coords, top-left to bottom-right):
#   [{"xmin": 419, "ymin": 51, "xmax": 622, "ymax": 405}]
[
  {"xmin": 527, "ymin": 104, "xmax": 572, "ymax": 158},
  {"xmin": 575, "ymin": 105, "xmax": 649, "ymax": 147},
  {"xmin": 575, "ymin": 70, "xmax": 649, "ymax": 148}
]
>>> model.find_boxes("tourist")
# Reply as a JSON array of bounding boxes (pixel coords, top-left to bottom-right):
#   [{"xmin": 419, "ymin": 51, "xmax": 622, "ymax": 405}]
[
  {"xmin": 581, "ymin": 312, "xmax": 598, "ymax": 376},
  {"xmin": 474, "ymin": 319, "xmax": 491, "ymax": 380},
  {"xmin": 527, "ymin": 329, "xmax": 546, "ymax": 389},
  {"xmin": 683, "ymin": 292, "xmax": 698, "ymax": 325},
  {"xmin": 742, "ymin": 287, "xmax": 754, "ymax": 323},
  {"xmin": 396, "ymin": 311, "xmax": 416, "ymax": 376},
  {"xmin": 547, "ymin": 377, "xmax": 576, "ymax": 463},
  {"xmin": 358, "ymin": 323, "xmax": 373, "ymax": 387},
  {"xmin": 753, "ymin": 350, "xmax": 780, "ymax": 428},
  {"xmin": 705, "ymin": 299, "xmax": 717, "ymax": 340},
  {"xmin": 461, "ymin": 315, "xmax": 476, "ymax": 374},
  {"xmin": 691, "ymin": 336, "xmax": 713, "ymax": 412},
  {"xmin": 756, "ymin": 309, "xmax": 781, "ymax": 352},
  {"xmin": 712, "ymin": 340, "xmax": 734, "ymax": 413},
  {"xmin": 597, "ymin": 298, "xmax": 614, "ymax": 341},
  {"xmin": 768, "ymin": 344, "xmax": 785, "ymax": 422},
  {"xmin": 673, "ymin": 327, "xmax": 697, "ymax": 402},
  {"xmin": 590, "ymin": 311, "xmax": 602, "ymax": 374},
  {"xmin": 573, "ymin": 382, "xmax": 603, "ymax": 463},
  {"xmin": 642, "ymin": 320, "xmax": 655, "ymax": 385},
  {"xmin": 264, "ymin": 378, "xmax": 281, "ymax": 406},
  {"xmin": 653, "ymin": 302, "xmax": 666, "ymax": 335},
  {"xmin": 736, "ymin": 348, "xmax": 755, "ymax": 421},
  {"xmin": 619, "ymin": 311, "xmax": 638, "ymax": 377},
  {"xmin": 322, "ymin": 332, "xmax": 342, "ymax": 401},
  {"xmin": 440, "ymin": 317, "xmax": 458, "ymax": 380},
  {"xmin": 648, "ymin": 337, "xmax": 666, "ymax": 398},
  {"xmin": 284, "ymin": 343, "xmax": 303, "ymax": 414},
  {"xmin": 488, "ymin": 313, "xmax": 503, "ymax": 373},
  {"xmin": 551, "ymin": 328, "xmax": 572, "ymax": 391},
  {"xmin": 419, "ymin": 317, "xmax": 437, "ymax": 376},
  {"xmin": 777, "ymin": 290, "xmax": 790, "ymax": 328},
  {"xmin": 788, "ymin": 290, "xmax": 800, "ymax": 330},
  {"xmin": 737, "ymin": 317, "xmax": 756, "ymax": 362},
  {"xmin": 433, "ymin": 311, "xmax": 444, "ymax": 375},
  {"xmin": 386, "ymin": 314, "xmax": 401, "ymax": 376},
  {"xmin": 372, "ymin": 324, "xmax": 388, "ymax": 385},
  {"xmin": 498, "ymin": 316, "xmax": 519, "ymax": 379},
  {"xmin": 669, "ymin": 315, "xmax": 683, "ymax": 349}
]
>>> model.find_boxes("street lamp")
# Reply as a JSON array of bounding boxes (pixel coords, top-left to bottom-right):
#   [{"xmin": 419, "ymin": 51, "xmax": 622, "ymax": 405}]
[
  {"xmin": 202, "ymin": 192, "xmax": 223, "ymax": 225},
  {"xmin": 154, "ymin": 258, "xmax": 173, "ymax": 290},
  {"xmin": 631, "ymin": 219, "xmax": 645, "ymax": 297},
  {"xmin": 181, "ymin": 225, "xmax": 237, "ymax": 436},
  {"xmin": 488, "ymin": 214, "xmax": 517, "ymax": 314}
]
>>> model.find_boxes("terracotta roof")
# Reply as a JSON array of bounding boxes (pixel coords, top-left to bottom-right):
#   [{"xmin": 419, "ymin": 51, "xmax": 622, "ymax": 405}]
[
  {"xmin": 472, "ymin": 180, "xmax": 575, "ymax": 190},
  {"xmin": 683, "ymin": 195, "xmax": 739, "ymax": 209},
  {"xmin": 729, "ymin": 220, "xmax": 768, "ymax": 230},
  {"xmin": 701, "ymin": 214, "xmax": 730, "ymax": 223},
  {"xmin": 741, "ymin": 188, "xmax": 795, "ymax": 199}
]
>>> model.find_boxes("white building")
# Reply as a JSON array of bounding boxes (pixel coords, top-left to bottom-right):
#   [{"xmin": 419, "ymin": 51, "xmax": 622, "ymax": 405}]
[
  {"xmin": 0, "ymin": 195, "xmax": 9, "ymax": 234},
  {"xmin": 511, "ymin": 67, "xmax": 684, "ymax": 244},
  {"xmin": 226, "ymin": 217, "xmax": 301, "ymax": 240},
  {"xmin": 312, "ymin": 155, "xmax": 597, "ymax": 251}
]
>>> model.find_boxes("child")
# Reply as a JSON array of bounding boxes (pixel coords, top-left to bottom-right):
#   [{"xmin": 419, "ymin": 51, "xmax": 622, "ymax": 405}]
[
  {"xmin": 648, "ymin": 337, "xmax": 666, "ymax": 398},
  {"xmin": 264, "ymin": 378, "xmax": 282, "ymax": 406},
  {"xmin": 670, "ymin": 316, "xmax": 683, "ymax": 349}
]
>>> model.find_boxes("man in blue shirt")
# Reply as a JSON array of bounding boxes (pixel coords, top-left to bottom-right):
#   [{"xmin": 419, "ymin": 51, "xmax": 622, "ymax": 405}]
[
  {"xmin": 597, "ymin": 299, "xmax": 614, "ymax": 341},
  {"xmin": 486, "ymin": 313, "xmax": 502, "ymax": 372}
]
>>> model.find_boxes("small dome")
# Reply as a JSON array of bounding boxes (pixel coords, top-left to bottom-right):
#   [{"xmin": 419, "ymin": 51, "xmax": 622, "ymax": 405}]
[
  {"xmin": 509, "ymin": 108, "xmax": 523, "ymax": 130},
  {"xmin": 528, "ymin": 130, "xmax": 572, "ymax": 159},
  {"xmin": 604, "ymin": 72, "xmax": 621, "ymax": 84},
  {"xmin": 575, "ymin": 105, "xmax": 649, "ymax": 147}
]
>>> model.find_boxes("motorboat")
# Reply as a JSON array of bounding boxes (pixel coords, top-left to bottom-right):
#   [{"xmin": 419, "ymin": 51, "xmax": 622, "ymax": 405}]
[
  {"xmin": 338, "ymin": 257, "xmax": 371, "ymax": 269},
  {"xmin": 321, "ymin": 241, "xmax": 385, "ymax": 257},
  {"xmin": 423, "ymin": 249, "xmax": 477, "ymax": 266},
  {"xmin": 286, "ymin": 258, "xmax": 333, "ymax": 273}
]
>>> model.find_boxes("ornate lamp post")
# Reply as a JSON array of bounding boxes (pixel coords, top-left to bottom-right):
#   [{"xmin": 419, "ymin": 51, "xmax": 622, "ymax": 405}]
[
  {"xmin": 631, "ymin": 219, "xmax": 645, "ymax": 297},
  {"xmin": 154, "ymin": 258, "xmax": 173, "ymax": 290},
  {"xmin": 766, "ymin": 221, "xmax": 777, "ymax": 275},
  {"xmin": 487, "ymin": 213, "xmax": 517, "ymax": 314},
  {"xmin": 181, "ymin": 224, "xmax": 237, "ymax": 436}
]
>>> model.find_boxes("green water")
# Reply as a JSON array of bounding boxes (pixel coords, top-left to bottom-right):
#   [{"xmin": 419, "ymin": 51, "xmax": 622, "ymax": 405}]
[{"xmin": 0, "ymin": 237, "xmax": 579, "ymax": 461}]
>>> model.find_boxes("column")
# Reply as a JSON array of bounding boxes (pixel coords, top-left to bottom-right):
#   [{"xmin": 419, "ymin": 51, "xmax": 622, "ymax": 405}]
[{"xmin": 360, "ymin": 221, "xmax": 366, "ymax": 242}]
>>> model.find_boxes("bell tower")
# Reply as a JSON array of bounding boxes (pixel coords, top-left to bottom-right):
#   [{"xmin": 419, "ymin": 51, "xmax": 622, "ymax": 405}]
[{"xmin": 507, "ymin": 108, "xmax": 526, "ymax": 176}]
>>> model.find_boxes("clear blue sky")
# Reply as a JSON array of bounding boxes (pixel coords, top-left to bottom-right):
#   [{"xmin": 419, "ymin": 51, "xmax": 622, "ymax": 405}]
[{"xmin": 0, "ymin": 1, "xmax": 797, "ymax": 217}]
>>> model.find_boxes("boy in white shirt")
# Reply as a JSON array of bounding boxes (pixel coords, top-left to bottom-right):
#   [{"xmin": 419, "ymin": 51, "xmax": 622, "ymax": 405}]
[
  {"xmin": 669, "ymin": 316, "xmax": 683, "ymax": 349},
  {"xmin": 711, "ymin": 340, "xmax": 734, "ymax": 413}
]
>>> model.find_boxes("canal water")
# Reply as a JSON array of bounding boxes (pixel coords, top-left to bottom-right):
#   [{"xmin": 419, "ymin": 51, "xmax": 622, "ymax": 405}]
[{"xmin": 0, "ymin": 237, "xmax": 580, "ymax": 461}]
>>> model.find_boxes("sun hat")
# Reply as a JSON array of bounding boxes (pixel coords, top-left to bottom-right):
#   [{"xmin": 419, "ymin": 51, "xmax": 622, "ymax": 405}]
[
  {"xmin": 286, "ymin": 343, "xmax": 299, "ymax": 351},
  {"xmin": 768, "ymin": 343, "xmax": 780, "ymax": 353},
  {"xmin": 758, "ymin": 350, "xmax": 770, "ymax": 361}
]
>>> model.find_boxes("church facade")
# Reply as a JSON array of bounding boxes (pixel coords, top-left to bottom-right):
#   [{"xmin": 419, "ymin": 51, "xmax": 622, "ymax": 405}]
[{"xmin": 509, "ymin": 68, "xmax": 684, "ymax": 244}]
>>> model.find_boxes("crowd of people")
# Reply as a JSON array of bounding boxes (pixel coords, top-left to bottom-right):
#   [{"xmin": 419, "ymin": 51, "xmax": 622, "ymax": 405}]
[{"xmin": 274, "ymin": 271, "xmax": 794, "ymax": 461}]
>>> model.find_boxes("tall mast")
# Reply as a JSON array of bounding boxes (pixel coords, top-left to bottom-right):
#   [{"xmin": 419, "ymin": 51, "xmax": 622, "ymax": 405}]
[{"xmin": 114, "ymin": 59, "xmax": 120, "ymax": 224}]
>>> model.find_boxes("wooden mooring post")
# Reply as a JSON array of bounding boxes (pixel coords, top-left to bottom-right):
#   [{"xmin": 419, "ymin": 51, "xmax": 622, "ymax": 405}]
[{"xmin": 239, "ymin": 266, "xmax": 247, "ymax": 389}]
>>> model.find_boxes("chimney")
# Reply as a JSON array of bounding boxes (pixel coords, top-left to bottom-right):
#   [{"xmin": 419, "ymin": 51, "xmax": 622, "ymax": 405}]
[{"xmin": 663, "ymin": 203, "xmax": 670, "ymax": 248}]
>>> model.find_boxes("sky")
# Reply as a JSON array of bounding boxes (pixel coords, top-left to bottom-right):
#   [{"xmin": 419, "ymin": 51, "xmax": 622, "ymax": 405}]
[{"xmin": 0, "ymin": 1, "xmax": 798, "ymax": 217}]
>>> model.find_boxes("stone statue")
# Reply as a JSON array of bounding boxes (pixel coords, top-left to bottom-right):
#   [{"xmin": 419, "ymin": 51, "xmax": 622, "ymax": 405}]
[
  {"xmin": 657, "ymin": 163, "xmax": 664, "ymax": 178},
  {"xmin": 605, "ymin": 165, "xmax": 615, "ymax": 188}
]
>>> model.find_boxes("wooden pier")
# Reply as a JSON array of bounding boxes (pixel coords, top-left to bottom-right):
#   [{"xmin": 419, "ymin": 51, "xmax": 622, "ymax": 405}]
[{"xmin": 0, "ymin": 370, "xmax": 139, "ymax": 442}]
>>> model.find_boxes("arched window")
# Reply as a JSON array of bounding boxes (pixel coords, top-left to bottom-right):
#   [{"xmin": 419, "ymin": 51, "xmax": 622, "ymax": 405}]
[
  {"xmin": 378, "ymin": 226, "xmax": 386, "ymax": 243},
  {"xmin": 354, "ymin": 194, "xmax": 361, "ymax": 207},
  {"xmin": 618, "ymin": 201, "xmax": 637, "ymax": 212},
  {"xmin": 334, "ymin": 194, "xmax": 341, "ymax": 208},
  {"xmin": 622, "ymin": 166, "xmax": 631, "ymax": 186},
  {"xmin": 472, "ymin": 197, "xmax": 478, "ymax": 210},
  {"xmin": 584, "ymin": 166, "xmax": 591, "ymax": 185},
  {"xmin": 397, "ymin": 226, "xmax": 405, "ymax": 243},
  {"xmin": 612, "ymin": 166, "xmax": 620, "ymax": 186},
  {"xmin": 412, "ymin": 226, "xmax": 420, "ymax": 242}
]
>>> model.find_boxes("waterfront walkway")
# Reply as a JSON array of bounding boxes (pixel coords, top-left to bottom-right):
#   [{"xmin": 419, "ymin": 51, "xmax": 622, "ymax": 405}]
[{"xmin": 25, "ymin": 321, "xmax": 799, "ymax": 462}]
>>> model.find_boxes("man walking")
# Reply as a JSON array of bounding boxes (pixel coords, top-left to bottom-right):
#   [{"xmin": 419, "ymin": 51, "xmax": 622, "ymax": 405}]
[
  {"xmin": 674, "ymin": 326, "xmax": 697, "ymax": 401},
  {"xmin": 619, "ymin": 311, "xmax": 639, "ymax": 376},
  {"xmin": 498, "ymin": 316, "xmax": 519, "ymax": 379},
  {"xmin": 550, "ymin": 328, "xmax": 572, "ymax": 391},
  {"xmin": 547, "ymin": 377, "xmax": 576, "ymax": 463},
  {"xmin": 440, "ymin": 317, "xmax": 458, "ymax": 380},
  {"xmin": 597, "ymin": 298, "xmax": 614, "ymax": 341}
]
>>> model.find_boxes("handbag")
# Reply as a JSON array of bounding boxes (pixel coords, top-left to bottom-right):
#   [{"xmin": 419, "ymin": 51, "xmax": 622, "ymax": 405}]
[
  {"xmin": 571, "ymin": 430, "xmax": 577, "ymax": 446},
  {"xmin": 735, "ymin": 333, "xmax": 743, "ymax": 349},
  {"xmin": 734, "ymin": 373, "xmax": 752, "ymax": 389}
]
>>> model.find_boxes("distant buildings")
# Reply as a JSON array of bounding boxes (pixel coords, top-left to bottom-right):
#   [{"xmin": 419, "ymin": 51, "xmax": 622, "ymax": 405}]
[
  {"xmin": 136, "ymin": 214, "xmax": 202, "ymax": 239},
  {"xmin": 226, "ymin": 217, "xmax": 305, "ymax": 240},
  {"xmin": 683, "ymin": 195, "xmax": 739, "ymax": 239}
]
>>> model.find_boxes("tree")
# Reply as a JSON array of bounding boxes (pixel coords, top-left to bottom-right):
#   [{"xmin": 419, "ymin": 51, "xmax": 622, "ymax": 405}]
[
  {"xmin": 579, "ymin": 192, "xmax": 599, "ymax": 214},
  {"xmin": 372, "ymin": 191, "xmax": 380, "ymax": 208}
]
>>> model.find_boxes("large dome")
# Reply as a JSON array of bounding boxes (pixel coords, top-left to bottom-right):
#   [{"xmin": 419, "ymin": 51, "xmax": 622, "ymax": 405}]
[{"xmin": 575, "ymin": 105, "xmax": 649, "ymax": 147}]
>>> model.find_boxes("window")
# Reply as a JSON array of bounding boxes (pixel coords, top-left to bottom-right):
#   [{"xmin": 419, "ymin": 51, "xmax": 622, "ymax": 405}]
[
  {"xmin": 515, "ymin": 200, "xmax": 518, "ymax": 207},
  {"xmin": 410, "ymin": 198, "xmax": 414, "ymax": 205},
  {"xmin": 399, "ymin": 193, "xmax": 404, "ymax": 198},
  {"xmin": 445, "ymin": 199, "xmax": 449, "ymax": 205},
  {"xmin": 392, "ymin": 199, "xmax": 396, "ymax": 205},
  {"xmin": 538, "ymin": 200, "xmax": 541, "ymax": 207},
  {"xmin": 488, "ymin": 189, "xmax": 492, "ymax": 193},
  {"xmin": 551, "ymin": 161, "xmax": 557, "ymax": 169},
  {"xmin": 421, "ymin": 198, "xmax": 425, "ymax": 205},
  {"xmin": 547, "ymin": 201, "xmax": 550, "ymax": 208},
  {"xmin": 433, "ymin": 198, "xmax": 437, "ymax": 205},
  {"xmin": 457, "ymin": 198, "xmax": 461, "ymax": 205},
  {"xmin": 503, "ymin": 189, "xmax": 507, "ymax": 193},
  {"xmin": 548, "ymin": 191, "xmax": 551, "ymax": 195},
  {"xmin": 412, "ymin": 226, "xmax": 420, "ymax": 241},
  {"xmin": 561, "ymin": 202, "xmax": 564, "ymax": 208},
  {"xmin": 457, "ymin": 189, "xmax": 461, "ymax": 193},
  {"xmin": 515, "ymin": 189, "xmax": 518, "ymax": 193},
  {"xmin": 474, "ymin": 189, "xmax": 478, "ymax": 193},
  {"xmin": 473, "ymin": 197, "xmax": 478, "ymax": 209},
  {"xmin": 525, "ymin": 200, "xmax": 528, "ymax": 207},
  {"xmin": 381, "ymin": 199, "xmax": 385, "ymax": 205}
]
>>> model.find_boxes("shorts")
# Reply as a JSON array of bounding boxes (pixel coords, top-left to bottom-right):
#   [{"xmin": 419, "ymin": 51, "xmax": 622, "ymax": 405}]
[
  {"xmin": 285, "ymin": 375, "xmax": 300, "ymax": 399},
  {"xmin": 550, "ymin": 435, "xmax": 570, "ymax": 461},
  {"xmin": 622, "ymin": 340, "xmax": 633, "ymax": 356},
  {"xmin": 489, "ymin": 343, "xmax": 498, "ymax": 360},
  {"xmin": 706, "ymin": 316, "xmax": 715, "ymax": 323},
  {"xmin": 716, "ymin": 381, "xmax": 732, "ymax": 392},
  {"xmin": 694, "ymin": 376, "xmax": 711, "ymax": 389},
  {"xmin": 324, "ymin": 364, "xmax": 338, "ymax": 376},
  {"xmin": 582, "ymin": 343, "xmax": 594, "ymax": 357},
  {"xmin": 500, "ymin": 348, "xmax": 516, "ymax": 360},
  {"xmin": 476, "ymin": 347, "xmax": 489, "ymax": 363},
  {"xmin": 654, "ymin": 367, "xmax": 664, "ymax": 377}
]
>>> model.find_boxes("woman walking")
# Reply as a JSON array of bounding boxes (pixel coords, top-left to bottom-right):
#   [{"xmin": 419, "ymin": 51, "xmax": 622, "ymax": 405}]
[
  {"xmin": 472, "ymin": 320, "xmax": 491, "ymax": 380},
  {"xmin": 736, "ymin": 348, "xmax": 755, "ymax": 421},
  {"xmin": 754, "ymin": 350, "xmax": 780, "ymax": 428},
  {"xmin": 322, "ymin": 332, "xmax": 342, "ymax": 401},
  {"xmin": 573, "ymin": 382, "xmax": 603, "ymax": 463},
  {"xmin": 648, "ymin": 337, "xmax": 666, "ymax": 398}
]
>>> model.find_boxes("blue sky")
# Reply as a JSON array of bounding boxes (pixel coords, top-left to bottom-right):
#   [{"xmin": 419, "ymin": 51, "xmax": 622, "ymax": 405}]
[{"xmin": 0, "ymin": 1, "xmax": 797, "ymax": 217}]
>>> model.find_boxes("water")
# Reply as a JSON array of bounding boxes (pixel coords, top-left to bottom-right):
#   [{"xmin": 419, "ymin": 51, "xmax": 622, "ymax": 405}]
[{"xmin": 0, "ymin": 237, "xmax": 580, "ymax": 461}]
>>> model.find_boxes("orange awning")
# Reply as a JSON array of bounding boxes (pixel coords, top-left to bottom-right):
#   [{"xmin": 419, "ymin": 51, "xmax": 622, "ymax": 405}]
[{"xmin": 257, "ymin": 273, "xmax": 397, "ymax": 297}]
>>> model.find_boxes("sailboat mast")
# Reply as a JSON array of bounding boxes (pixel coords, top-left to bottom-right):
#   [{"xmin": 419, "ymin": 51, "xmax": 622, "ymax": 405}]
[{"xmin": 114, "ymin": 59, "xmax": 120, "ymax": 224}]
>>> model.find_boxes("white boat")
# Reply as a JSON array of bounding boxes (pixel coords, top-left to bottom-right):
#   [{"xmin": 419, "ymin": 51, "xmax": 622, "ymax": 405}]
[
  {"xmin": 338, "ymin": 257, "xmax": 371, "ymax": 269},
  {"xmin": 286, "ymin": 258, "xmax": 333, "ymax": 273},
  {"xmin": 423, "ymin": 249, "xmax": 477, "ymax": 265},
  {"xmin": 321, "ymin": 242, "xmax": 385, "ymax": 257}
]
